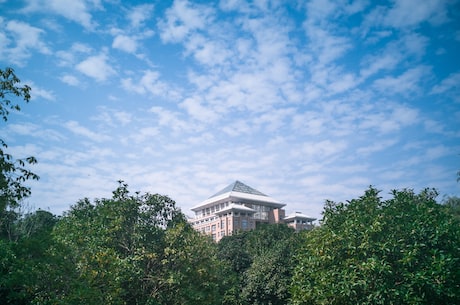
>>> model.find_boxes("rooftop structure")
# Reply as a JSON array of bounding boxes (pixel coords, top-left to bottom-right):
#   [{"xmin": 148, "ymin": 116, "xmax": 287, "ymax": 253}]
[{"xmin": 189, "ymin": 180, "xmax": 315, "ymax": 241}]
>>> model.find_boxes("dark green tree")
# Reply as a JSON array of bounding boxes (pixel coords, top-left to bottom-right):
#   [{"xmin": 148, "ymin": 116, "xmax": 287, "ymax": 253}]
[
  {"xmin": 0, "ymin": 67, "xmax": 39, "ymax": 231},
  {"xmin": 241, "ymin": 224, "xmax": 298, "ymax": 305},
  {"xmin": 291, "ymin": 187, "xmax": 460, "ymax": 305},
  {"xmin": 46, "ymin": 181, "xmax": 226, "ymax": 305},
  {"xmin": 218, "ymin": 224, "xmax": 299, "ymax": 305},
  {"xmin": 0, "ymin": 210, "xmax": 58, "ymax": 304},
  {"xmin": 443, "ymin": 196, "xmax": 460, "ymax": 221}
]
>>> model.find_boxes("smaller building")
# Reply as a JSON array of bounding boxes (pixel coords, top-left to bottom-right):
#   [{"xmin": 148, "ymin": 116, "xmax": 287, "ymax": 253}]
[{"xmin": 284, "ymin": 211, "xmax": 316, "ymax": 231}]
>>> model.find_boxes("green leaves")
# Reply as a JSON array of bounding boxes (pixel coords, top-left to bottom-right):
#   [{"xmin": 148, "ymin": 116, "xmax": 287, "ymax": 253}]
[
  {"xmin": 1, "ymin": 67, "xmax": 38, "ymax": 212},
  {"xmin": 291, "ymin": 187, "xmax": 460, "ymax": 305},
  {"xmin": 218, "ymin": 224, "xmax": 299, "ymax": 305},
  {"xmin": 46, "ymin": 181, "xmax": 226, "ymax": 305}
]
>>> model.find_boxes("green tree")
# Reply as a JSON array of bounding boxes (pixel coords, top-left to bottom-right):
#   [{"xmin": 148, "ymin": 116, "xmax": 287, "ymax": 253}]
[
  {"xmin": 156, "ymin": 222, "xmax": 230, "ymax": 305},
  {"xmin": 291, "ymin": 187, "xmax": 460, "ymax": 305},
  {"xmin": 218, "ymin": 224, "xmax": 299, "ymax": 305},
  {"xmin": 241, "ymin": 224, "xmax": 298, "ymax": 305},
  {"xmin": 0, "ymin": 210, "xmax": 58, "ymax": 304},
  {"xmin": 0, "ymin": 67, "xmax": 39, "ymax": 226},
  {"xmin": 46, "ymin": 181, "xmax": 225, "ymax": 305},
  {"xmin": 443, "ymin": 196, "xmax": 460, "ymax": 221}
]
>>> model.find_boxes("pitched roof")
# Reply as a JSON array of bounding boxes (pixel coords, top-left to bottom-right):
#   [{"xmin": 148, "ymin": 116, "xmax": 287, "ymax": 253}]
[
  {"xmin": 284, "ymin": 211, "xmax": 316, "ymax": 221},
  {"xmin": 191, "ymin": 180, "xmax": 285, "ymax": 211},
  {"xmin": 209, "ymin": 180, "xmax": 267, "ymax": 198}
]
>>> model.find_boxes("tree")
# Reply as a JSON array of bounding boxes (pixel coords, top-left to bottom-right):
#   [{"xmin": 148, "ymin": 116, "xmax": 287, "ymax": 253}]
[
  {"xmin": 443, "ymin": 196, "xmax": 460, "ymax": 221},
  {"xmin": 0, "ymin": 67, "xmax": 39, "ymax": 213},
  {"xmin": 157, "ymin": 222, "xmax": 229, "ymax": 305},
  {"xmin": 217, "ymin": 224, "xmax": 299, "ymax": 305},
  {"xmin": 46, "ymin": 181, "xmax": 226, "ymax": 305},
  {"xmin": 241, "ymin": 224, "xmax": 298, "ymax": 305},
  {"xmin": 0, "ymin": 210, "xmax": 58, "ymax": 304},
  {"xmin": 291, "ymin": 187, "xmax": 460, "ymax": 305}
]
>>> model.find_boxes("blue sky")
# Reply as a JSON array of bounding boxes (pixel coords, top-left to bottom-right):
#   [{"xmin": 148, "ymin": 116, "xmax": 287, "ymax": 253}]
[{"xmin": 1, "ymin": 0, "xmax": 459, "ymax": 220}]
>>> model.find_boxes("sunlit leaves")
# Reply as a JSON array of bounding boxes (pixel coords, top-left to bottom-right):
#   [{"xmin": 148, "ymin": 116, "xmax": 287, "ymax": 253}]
[{"xmin": 291, "ymin": 187, "xmax": 460, "ymax": 305}]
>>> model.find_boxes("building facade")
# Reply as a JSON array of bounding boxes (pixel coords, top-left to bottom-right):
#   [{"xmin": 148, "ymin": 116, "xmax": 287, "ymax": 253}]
[{"xmin": 189, "ymin": 180, "xmax": 315, "ymax": 241}]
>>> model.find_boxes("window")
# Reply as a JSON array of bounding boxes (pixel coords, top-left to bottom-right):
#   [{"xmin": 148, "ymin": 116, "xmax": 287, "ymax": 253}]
[
  {"xmin": 211, "ymin": 224, "xmax": 216, "ymax": 232},
  {"xmin": 242, "ymin": 219, "xmax": 248, "ymax": 229}
]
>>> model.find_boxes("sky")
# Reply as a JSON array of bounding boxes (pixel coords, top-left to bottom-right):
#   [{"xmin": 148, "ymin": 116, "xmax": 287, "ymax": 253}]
[{"xmin": 1, "ymin": 0, "xmax": 459, "ymax": 221}]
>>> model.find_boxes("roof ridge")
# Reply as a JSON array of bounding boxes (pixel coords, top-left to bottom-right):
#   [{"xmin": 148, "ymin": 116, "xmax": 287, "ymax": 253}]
[{"xmin": 209, "ymin": 180, "xmax": 267, "ymax": 198}]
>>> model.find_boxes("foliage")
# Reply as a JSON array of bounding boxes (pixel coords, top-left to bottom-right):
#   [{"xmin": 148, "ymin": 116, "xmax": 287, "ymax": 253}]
[
  {"xmin": 443, "ymin": 196, "xmax": 460, "ymax": 221},
  {"xmin": 44, "ymin": 181, "xmax": 225, "ymax": 305},
  {"xmin": 0, "ymin": 210, "xmax": 58, "ymax": 304},
  {"xmin": 291, "ymin": 187, "xmax": 460, "ymax": 305},
  {"xmin": 218, "ymin": 224, "xmax": 299, "ymax": 305},
  {"xmin": 0, "ymin": 67, "xmax": 39, "ymax": 213}
]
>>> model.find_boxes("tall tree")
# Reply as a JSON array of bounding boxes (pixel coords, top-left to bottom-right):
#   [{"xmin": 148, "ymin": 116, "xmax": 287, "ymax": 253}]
[
  {"xmin": 0, "ymin": 67, "xmax": 39, "ymax": 218},
  {"xmin": 0, "ymin": 210, "xmax": 58, "ymax": 304},
  {"xmin": 291, "ymin": 187, "xmax": 460, "ymax": 305},
  {"xmin": 47, "ymin": 181, "xmax": 225, "ymax": 305},
  {"xmin": 218, "ymin": 224, "xmax": 299, "ymax": 305}
]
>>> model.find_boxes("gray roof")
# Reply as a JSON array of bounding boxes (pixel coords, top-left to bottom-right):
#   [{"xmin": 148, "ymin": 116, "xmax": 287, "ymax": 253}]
[
  {"xmin": 192, "ymin": 180, "xmax": 284, "ymax": 211},
  {"xmin": 210, "ymin": 180, "xmax": 267, "ymax": 198},
  {"xmin": 284, "ymin": 211, "xmax": 316, "ymax": 221}
]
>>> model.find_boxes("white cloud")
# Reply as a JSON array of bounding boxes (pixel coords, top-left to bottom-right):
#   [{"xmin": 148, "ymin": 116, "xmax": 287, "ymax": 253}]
[
  {"xmin": 185, "ymin": 34, "xmax": 231, "ymax": 66},
  {"xmin": 300, "ymin": 140, "xmax": 348, "ymax": 159},
  {"xmin": 360, "ymin": 53, "xmax": 401, "ymax": 79},
  {"xmin": 56, "ymin": 43, "xmax": 92, "ymax": 67},
  {"xmin": 22, "ymin": 0, "xmax": 95, "ymax": 29},
  {"xmin": 357, "ymin": 139, "xmax": 398, "ymax": 156},
  {"xmin": 60, "ymin": 74, "xmax": 81, "ymax": 86},
  {"xmin": 113, "ymin": 111, "xmax": 132, "ymax": 125},
  {"xmin": 383, "ymin": 0, "xmax": 449, "ymax": 28},
  {"xmin": 76, "ymin": 53, "xmax": 116, "ymax": 82},
  {"xmin": 291, "ymin": 112, "xmax": 326, "ymax": 136},
  {"xmin": 64, "ymin": 120, "xmax": 111, "ymax": 142},
  {"xmin": 112, "ymin": 35, "xmax": 137, "ymax": 53},
  {"xmin": 127, "ymin": 4, "xmax": 154, "ymax": 28},
  {"xmin": 121, "ymin": 70, "xmax": 178, "ymax": 99},
  {"xmin": 91, "ymin": 107, "xmax": 132, "ymax": 128},
  {"xmin": 158, "ymin": 0, "xmax": 213, "ymax": 43},
  {"xmin": 180, "ymin": 97, "xmax": 219, "ymax": 123},
  {"xmin": 304, "ymin": 25, "xmax": 351, "ymax": 66},
  {"xmin": 7, "ymin": 122, "xmax": 65, "ymax": 141},
  {"xmin": 425, "ymin": 145, "xmax": 449, "ymax": 160},
  {"xmin": 3, "ymin": 20, "xmax": 51, "ymax": 65},
  {"xmin": 400, "ymin": 32, "xmax": 429, "ymax": 58},
  {"xmin": 431, "ymin": 72, "xmax": 460, "ymax": 94},
  {"xmin": 149, "ymin": 106, "xmax": 189, "ymax": 132},
  {"xmin": 129, "ymin": 126, "xmax": 160, "ymax": 144},
  {"xmin": 372, "ymin": 66, "xmax": 430, "ymax": 96},
  {"xmin": 357, "ymin": 103, "xmax": 419, "ymax": 134},
  {"xmin": 25, "ymin": 81, "xmax": 56, "ymax": 101}
]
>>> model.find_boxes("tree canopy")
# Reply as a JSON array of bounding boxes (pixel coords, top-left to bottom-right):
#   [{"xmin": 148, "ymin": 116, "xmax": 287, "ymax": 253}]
[
  {"xmin": 291, "ymin": 187, "xmax": 460, "ymax": 305},
  {"xmin": 44, "ymin": 181, "xmax": 226, "ymax": 305},
  {"xmin": 218, "ymin": 224, "xmax": 300, "ymax": 305},
  {"xmin": 0, "ymin": 67, "xmax": 39, "ymax": 212}
]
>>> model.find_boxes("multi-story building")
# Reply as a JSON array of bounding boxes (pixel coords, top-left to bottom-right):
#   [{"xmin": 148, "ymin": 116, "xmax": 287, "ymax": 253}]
[{"xmin": 189, "ymin": 180, "xmax": 315, "ymax": 241}]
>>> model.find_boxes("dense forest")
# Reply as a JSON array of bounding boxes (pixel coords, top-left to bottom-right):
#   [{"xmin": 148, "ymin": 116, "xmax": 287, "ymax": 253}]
[{"xmin": 1, "ymin": 68, "xmax": 460, "ymax": 304}]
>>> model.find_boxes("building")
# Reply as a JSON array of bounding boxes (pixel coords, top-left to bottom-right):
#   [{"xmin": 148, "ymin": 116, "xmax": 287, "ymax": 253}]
[
  {"xmin": 284, "ymin": 211, "xmax": 316, "ymax": 231},
  {"xmin": 189, "ymin": 180, "xmax": 315, "ymax": 241}
]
